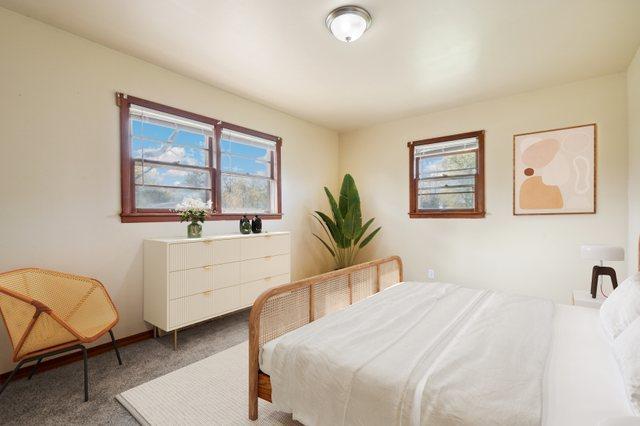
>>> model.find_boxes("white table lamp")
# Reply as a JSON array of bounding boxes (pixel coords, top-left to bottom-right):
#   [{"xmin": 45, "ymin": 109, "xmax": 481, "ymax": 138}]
[{"xmin": 580, "ymin": 244, "xmax": 624, "ymax": 299}]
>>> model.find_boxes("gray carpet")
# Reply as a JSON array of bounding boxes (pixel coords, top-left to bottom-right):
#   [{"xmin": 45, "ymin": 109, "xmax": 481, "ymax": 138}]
[{"xmin": 0, "ymin": 310, "xmax": 249, "ymax": 425}]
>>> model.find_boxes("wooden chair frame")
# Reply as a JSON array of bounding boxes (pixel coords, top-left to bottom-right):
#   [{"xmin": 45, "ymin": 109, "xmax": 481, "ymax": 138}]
[{"xmin": 248, "ymin": 256, "xmax": 403, "ymax": 420}]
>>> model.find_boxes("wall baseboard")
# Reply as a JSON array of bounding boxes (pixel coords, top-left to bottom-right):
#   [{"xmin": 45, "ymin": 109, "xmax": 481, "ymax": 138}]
[{"xmin": 0, "ymin": 329, "xmax": 154, "ymax": 383}]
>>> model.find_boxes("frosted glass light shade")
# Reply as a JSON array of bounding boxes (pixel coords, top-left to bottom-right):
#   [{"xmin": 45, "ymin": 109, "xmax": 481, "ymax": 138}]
[
  {"xmin": 326, "ymin": 6, "xmax": 372, "ymax": 43},
  {"xmin": 580, "ymin": 245, "xmax": 625, "ymax": 261}
]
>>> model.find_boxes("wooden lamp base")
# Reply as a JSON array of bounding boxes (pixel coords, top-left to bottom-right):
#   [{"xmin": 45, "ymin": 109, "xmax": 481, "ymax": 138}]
[{"xmin": 590, "ymin": 265, "xmax": 618, "ymax": 299}]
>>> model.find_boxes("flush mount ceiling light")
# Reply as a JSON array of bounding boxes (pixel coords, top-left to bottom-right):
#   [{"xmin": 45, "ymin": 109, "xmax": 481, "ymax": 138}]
[{"xmin": 325, "ymin": 5, "xmax": 372, "ymax": 43}]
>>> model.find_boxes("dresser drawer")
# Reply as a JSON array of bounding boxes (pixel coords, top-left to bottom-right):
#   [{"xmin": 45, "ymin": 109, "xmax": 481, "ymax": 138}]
[
  {"xmin": 240, "ymin": 273, "xmax": 290, "ymax": 307},
  {"xmin": 241, "ymin": 234, "xmax": 290, "ymax": 260},
  {"xmin": 212, "ymin": 262, "xmax": 240, "ymax": 290},
  {"xmin": 240, "ymin": 254, "xmax": 290, "ymax": 283},
  {"xmin": 168, "ymin": 241, "xmax": 214, "ymax": 271},
  {"xmin": 168, "ymin": 266, "xmax": 214, "ymax": 300},
  {"xmin": 212, "ymin": 238, "xmax": 241, "ymax": 265},
  {"xmin": 168, "ymin": 290, "xmax": 215, "ymax": 328},
  {"xmin": 213, "ymin": 286, "xmax": 240, "ymax": 315}
]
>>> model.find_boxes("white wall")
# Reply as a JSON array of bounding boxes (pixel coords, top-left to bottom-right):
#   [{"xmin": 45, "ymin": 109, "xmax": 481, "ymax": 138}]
[
  {"xmin": 0, "ymin": 8, "xmax": 339, "ymax": 372},
  {"xmin": 628, "ymin": 47, "xmax": 640, "ymax": 276},
  {"xmin": 339, "ymin": 74, "xmax": 629, "ymax": 303}
]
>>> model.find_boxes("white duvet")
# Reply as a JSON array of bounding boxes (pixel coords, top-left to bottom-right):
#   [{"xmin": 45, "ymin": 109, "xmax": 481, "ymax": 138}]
[{"xmin": 268, "ymin": 282, "xmax": 555, "ymax": 426}]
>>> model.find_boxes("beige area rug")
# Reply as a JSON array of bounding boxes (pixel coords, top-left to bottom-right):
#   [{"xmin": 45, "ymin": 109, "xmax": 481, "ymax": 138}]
[{"xmin": 116, "ymin": 341, "xmax": 298, "ymax": 425}]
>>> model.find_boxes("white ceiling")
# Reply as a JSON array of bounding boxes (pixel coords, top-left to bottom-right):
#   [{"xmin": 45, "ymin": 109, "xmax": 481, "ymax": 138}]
[{"xmin": 2, "ymin": 0, "xmax": 640, "ymax": 131}]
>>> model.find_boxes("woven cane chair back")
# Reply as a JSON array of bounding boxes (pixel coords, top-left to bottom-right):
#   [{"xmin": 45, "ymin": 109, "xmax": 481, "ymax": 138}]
[{"xmin": 0, "ymin": 268, "xmax": 118, "ymax": 361}]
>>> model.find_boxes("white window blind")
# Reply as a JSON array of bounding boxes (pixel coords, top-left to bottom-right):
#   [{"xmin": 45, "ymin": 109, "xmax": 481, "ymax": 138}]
[{"xmin": 415, "ymin": 135, "xmax": 479, "ymax": 211}]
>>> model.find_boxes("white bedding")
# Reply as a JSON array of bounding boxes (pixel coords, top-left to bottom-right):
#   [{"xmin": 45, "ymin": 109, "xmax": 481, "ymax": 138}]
[
  {"xmin": 263, "ymin": 282, "xmax": 555, "ymax": 425},
  {"xmin": 260, "ymin": 283, "xmax": 634, "ymax": 425},
  {"xmin": 543, "ymin": 304, "xmax": 632, "ymax": 425}
]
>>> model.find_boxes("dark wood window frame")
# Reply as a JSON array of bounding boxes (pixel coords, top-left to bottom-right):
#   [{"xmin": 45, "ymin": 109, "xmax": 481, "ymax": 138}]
[
  {"xmin": 408, "ymin": 130, "xmax": 485, "ymax": 219},
  {"xmin": 117, "ymin": 93, "xmax": 282, "ymax": 223}
]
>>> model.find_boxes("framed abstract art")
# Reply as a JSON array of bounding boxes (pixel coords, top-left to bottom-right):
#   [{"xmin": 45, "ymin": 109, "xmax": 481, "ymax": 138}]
[{"xmin": 513, "ymin": 124, "xmax": 596, "ymax": 215}]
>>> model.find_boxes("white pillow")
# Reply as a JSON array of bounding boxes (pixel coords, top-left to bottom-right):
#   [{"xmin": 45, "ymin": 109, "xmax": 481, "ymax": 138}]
[
  {"xmin": 600, "ymin": 273, "xmax": 640, "ymax": 340},
  {"xmin": 613, "ymin": 316, "xmax": 640, "ymax": 415}
]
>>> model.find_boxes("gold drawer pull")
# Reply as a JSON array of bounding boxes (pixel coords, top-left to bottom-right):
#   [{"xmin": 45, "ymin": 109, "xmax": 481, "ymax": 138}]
[
  {"xmin": 202, "ymin": 265, "xmax": 212, "ymax": 270},
  {"xmin": 202, "ymin": 290, "xmax": 212, "ymax": 296},
  {"xmin": 265, "ymin": 256, "xmax": 272, "ymax": 260},
  {"xmin": 203, "ymin": 240, "xmax": 213, "ymax": 245}
]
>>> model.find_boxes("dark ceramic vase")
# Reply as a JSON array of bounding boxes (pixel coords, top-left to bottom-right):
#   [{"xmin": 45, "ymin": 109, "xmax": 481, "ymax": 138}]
[
  {"xmin": 251, "ymin": 215, "xmax": 262, "ymax": 233},
  {"xmin": 239, "ymin": 215, "xmax": 251, "ymax": 234}
]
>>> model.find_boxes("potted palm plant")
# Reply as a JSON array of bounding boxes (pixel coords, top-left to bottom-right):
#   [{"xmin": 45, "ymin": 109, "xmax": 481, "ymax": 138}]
[{"xmin": 313, "ymin": 174, "xmax": 381, "ymax": 269}]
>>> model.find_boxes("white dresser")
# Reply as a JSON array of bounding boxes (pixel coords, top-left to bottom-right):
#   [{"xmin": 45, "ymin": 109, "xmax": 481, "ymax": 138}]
[{"xmin": 144, "ymin": 232, "xmax": 291, "ymax": 348}]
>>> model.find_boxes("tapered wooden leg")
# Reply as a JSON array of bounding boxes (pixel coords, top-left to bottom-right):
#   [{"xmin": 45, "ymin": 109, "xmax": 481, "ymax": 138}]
[
  {"xmin": 173, "ymin": 330, "xmax": 177, "ymax": 351},
  {"xmin": 249, "ymin": 391, "xmax": 258, "ymax": 420},
  {"xmin": 249, "ymin": 365, "xmax": 258, "ymax": 420}
]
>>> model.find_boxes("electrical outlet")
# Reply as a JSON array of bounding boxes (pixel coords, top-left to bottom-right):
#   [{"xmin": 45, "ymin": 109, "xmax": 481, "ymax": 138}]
[{"xmin": 427, "ymin": 269, "xmax": 435, "ymax": 280}]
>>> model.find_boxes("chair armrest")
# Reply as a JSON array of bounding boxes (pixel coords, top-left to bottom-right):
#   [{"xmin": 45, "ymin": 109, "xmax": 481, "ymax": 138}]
[{"xmin": 30, "ymin": 299, "xmax": 52, "ymax": 313}]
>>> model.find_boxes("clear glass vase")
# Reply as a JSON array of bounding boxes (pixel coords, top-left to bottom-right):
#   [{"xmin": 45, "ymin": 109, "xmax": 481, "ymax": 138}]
[{"xmin": 187, "ymin": 221, "xmax": 202, "ymax": 238}]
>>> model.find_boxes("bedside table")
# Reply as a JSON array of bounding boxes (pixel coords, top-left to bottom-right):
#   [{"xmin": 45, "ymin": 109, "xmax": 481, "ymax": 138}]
[{"xmin": 572, "ymin": 290, "xmax": 606, "ymax": 308}]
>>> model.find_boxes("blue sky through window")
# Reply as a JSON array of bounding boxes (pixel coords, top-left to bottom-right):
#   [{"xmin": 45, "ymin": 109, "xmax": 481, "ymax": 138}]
[
  {"xmin": 131, "ymin": 120, "xmax": 206, "ymax": 148},
  {"xmin": 131, "ymin": 118, "xmax": 210, "ymax": 188},
  {"xmin": 131, "ymin": 120, "xmax": 271, "ymax": 176},
  {"xmin": 128, "ymin": 106, "xmax": 277, "ymax": 212},
  {"xmin": 131, "ymin": 119, "xmax": 208, "ymax": 168},
  {"xmin": 220, "ymin": 138, "xmax": 271, "ymax": 176}
]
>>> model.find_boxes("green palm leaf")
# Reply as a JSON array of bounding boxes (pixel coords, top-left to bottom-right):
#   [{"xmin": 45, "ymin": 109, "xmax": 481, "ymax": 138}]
[
  {"xmin": 315, "ymin": 211, "xmax": 347, "ymax": 248},
  {"xmin": 359, "ymin": 226, "xmax": 381, "ymax": 248},
  {"xmin": 339, "ymin": 174, "xmax": 361, "ymax": 226},
  {"xmin": 324, "ymin": 187, "xmax": 343, "ymax": 229},
  {"xmin": 354, "ymin": 218, "xmax": 374, "ymax": 244},
  {"xmin": 313, "ymin": 214, "xmax": 333, "ymax": 242},
  {"xmin": 342, "ymin": 205, "xmax": 361, "ymax": 240},
  {"xmin": 313, "ymin": 233, "xmax": 335, "ymax": 257}
]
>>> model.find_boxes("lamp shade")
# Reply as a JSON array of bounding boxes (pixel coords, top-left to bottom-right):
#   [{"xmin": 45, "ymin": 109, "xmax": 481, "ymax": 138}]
[{"xmin": 580, "ymin": 245, "xmax": 625, "ymax": 261}]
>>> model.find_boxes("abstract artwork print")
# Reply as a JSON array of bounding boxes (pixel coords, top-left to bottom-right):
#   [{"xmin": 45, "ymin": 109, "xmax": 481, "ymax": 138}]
[{"xmin": 513, "ymin": 124, "xmax": 596, "ymax": 215}]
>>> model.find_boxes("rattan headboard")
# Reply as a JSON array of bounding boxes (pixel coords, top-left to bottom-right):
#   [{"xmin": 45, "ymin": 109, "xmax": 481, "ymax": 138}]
[
  {"xmin": 248, "ymin": 256, "xmax": 402, "ymax": 351},
  {"xmin": 247, "ymin": 256, "xmax": 402, "ymax": 419}
]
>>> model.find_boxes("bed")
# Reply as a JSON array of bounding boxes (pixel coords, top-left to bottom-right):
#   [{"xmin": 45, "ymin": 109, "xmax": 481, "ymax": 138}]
[{"xmin": 248, "ymin": 256, "xmax": 638, "ymax": 425}]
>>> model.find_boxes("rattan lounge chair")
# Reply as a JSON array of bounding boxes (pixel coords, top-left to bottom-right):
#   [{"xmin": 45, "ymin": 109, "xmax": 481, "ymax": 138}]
[{"xmin": 0, "ymin": 268, "xmax": 121, "ymax": 401}]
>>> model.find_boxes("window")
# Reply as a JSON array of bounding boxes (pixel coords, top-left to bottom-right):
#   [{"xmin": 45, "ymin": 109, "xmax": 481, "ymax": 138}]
[
  {"xmin": 130, "ymin": 105, "xmax": 214, "ymax": 210},
  {"xmin": 118, "ymin": 93, "xmax": 282, "ymax": 222},
  {"xmin": 408, "ymin": 130, "xmax": 485, "ymax": 218},
  {"xmin": 220, "ymin": 129, "xmax": 278, "ymax": 214}
]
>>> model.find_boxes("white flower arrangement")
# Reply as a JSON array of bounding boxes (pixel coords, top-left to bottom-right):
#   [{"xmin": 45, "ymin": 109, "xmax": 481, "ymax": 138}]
[{"xmin": 175, "ymin": 198, "xmax": 212, "ymax": 223}]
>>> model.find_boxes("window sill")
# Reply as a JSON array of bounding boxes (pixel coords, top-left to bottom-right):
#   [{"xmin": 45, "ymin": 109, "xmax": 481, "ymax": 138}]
[
  {"xmin": 120, "ymin": 212, "xmax": 283, "ymax": 223},
  {"xmin": 409, "ymin": 211, "xmax": 485, "ymax": 219}
]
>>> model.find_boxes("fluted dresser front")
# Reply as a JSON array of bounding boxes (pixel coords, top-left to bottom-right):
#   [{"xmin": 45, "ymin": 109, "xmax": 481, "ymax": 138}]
[{"xmin": 143, "ymin": 232, "xmax": 290, "ymax": 349}]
